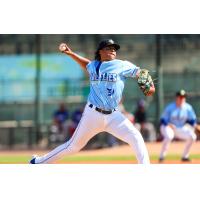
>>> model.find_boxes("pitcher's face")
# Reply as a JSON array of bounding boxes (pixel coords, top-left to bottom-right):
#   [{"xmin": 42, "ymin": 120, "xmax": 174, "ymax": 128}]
[{"xmin": 99, "ymin": 46, "xmax": 117, "ymax": 61}]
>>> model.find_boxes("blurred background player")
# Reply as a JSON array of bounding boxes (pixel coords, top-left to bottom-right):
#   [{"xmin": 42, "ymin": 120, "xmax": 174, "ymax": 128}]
[
  {"xmin": 159, "ymin": 89, "xmax": 197, "ymax": 162},
  {"xmin": 68, "ymin": 105, "xmax": 84, "ymax": 139},
  {"xmin": 134, "ymin": 99, "xmax": 156, "ymax": 142},
  {"xmin": 50, "ymin": 102, "xmax": 70, "ymax": 143}
]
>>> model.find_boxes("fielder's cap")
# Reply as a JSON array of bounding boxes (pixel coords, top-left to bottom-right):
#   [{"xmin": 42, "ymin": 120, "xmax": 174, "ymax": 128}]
[
  {"xmin": 97, "ymin": 39, "xmax": 120, "ymax": 51},
  {"xmin": 176, "ymin": 89, "xmax": 187, "ymax": 97}
]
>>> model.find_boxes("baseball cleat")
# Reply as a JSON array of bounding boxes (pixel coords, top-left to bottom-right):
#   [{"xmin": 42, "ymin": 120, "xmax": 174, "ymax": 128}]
[
  {"xmin": 29, "ymin": 155, "xmax": 38, "ymax": 164},
  {"xmin": 181, "ymin": 157, "xmax": 191, "ymax": 162}
]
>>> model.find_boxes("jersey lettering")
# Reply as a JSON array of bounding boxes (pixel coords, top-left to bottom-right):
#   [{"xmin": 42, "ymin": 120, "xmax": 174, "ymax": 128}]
[
  {"xmin": 108, "ymin": 73, "xmax": 117, "ymax": 82},
  {"xmin": 90, "ymin": 72, "xmax": 117, "ymax": 82}
]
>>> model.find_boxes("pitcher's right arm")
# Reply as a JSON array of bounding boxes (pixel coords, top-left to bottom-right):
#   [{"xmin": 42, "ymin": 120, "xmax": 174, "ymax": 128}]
[{"xmin": 59, "ymin": 43, "xmax": 91, "ymax": 70}]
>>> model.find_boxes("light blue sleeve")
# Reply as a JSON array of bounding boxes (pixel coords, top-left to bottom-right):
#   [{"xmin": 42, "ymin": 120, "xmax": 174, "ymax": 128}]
[
  {"xmin": 86, "ymin": 61, "xmax": 93, "ymax": 72},
  {"xmin": 121, "ymin": 61, "xmax": 140, "ymax": 78}
]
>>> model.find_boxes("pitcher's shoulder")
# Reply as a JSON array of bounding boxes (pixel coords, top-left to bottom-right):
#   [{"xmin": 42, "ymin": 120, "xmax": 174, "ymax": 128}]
[
  {"xmin": 111, "ymin": 59, "xmax": 132, "ymax": 66},
  {"xmin": 87, "ymin": 60, "xmax": 98, "ymax": 68},
  {"xmin": 88, "ymin": 60, "xmax": 98, "ymax": 65}
]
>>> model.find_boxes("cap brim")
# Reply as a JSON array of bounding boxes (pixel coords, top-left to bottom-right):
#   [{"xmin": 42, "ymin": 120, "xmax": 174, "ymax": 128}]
[{"xmin": 108, "ymin": 44, "xmax": 120, "ymax": 50}]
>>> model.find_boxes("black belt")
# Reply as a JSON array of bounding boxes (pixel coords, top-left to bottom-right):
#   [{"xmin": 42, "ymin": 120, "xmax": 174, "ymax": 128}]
[{"xmin": 89, "ymin": 104, "xmax": 115, "ymax": 115}]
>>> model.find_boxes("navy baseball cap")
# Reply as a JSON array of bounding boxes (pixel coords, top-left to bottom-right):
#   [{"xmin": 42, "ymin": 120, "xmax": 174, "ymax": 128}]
[
  {"xmin": 176, "ymin": 89, "xmax": 187, "ymax": 97},
  {"xmin": 97, "ymin": 39, "xmax": 120, "ymax": 51}
]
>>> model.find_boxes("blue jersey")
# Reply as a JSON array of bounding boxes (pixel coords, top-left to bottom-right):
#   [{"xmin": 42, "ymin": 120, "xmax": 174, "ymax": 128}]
[
  {"xmin": 160, "ymin": 102, "xmax": 197, "ymax": 128},
  {"xmin": 54, "ymin": 110, "xmax": 69, "ymax": 123},
  {"xmin": 86, "ymin": 59, "xmax": 139, "ymax": 111}
]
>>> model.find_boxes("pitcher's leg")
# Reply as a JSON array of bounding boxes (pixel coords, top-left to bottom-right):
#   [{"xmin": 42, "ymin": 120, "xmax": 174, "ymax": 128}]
[
  {"xmin": 106, "ymin": 111, "xmax": 150, "ymax": 164},
  {"xmin": 33, "ymin": 106, "xmax": 103, "ymax": 164}
]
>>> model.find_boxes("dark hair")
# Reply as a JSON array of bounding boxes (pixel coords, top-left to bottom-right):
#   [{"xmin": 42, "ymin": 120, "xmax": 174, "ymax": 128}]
[{"xmin": 95, "ymin": 50, "xmax": 101, "ymax": 61}]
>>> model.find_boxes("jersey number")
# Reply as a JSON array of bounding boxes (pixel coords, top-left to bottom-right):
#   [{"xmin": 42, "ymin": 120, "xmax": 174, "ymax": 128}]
[{"xmin": 107, "ymin": 88, "xmax": 114, "ymax": 96}]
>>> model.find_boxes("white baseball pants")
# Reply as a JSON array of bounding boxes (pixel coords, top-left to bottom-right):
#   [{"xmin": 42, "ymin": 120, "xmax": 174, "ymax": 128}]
[
  {"xmin": 34, "ymin": 103, "xmax": 150, "ymax": 164},
  {"xmin": 159, "ymin": 124, "xmax": 197, "ymax": 159}
]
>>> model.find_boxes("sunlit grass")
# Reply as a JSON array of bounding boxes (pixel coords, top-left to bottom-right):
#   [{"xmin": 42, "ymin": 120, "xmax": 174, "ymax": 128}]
[{"xmin": 0, "ymin": 153, "xmax": 199, "ymax": 164}]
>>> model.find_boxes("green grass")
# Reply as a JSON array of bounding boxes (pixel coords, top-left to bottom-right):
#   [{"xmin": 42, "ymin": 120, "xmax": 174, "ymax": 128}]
[
  {"xmin": 0, "ymin": 154, "xmax": 200, "ymax": 164},
  {"xmin": 60, "ymin": 155, "xmax": 136, "ymax": 162},
  {"xmin": 0, "ymin": 155, "xmax": 30, "ymax": 163},
  {"xmin": 0, "ymin": 155, "xmax": 136, "ymax": 164}
]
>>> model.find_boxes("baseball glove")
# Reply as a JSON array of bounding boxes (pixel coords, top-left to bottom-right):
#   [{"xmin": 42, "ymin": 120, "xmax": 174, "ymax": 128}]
[{"xmin": 137, "ymin": 69, "xmax": 154, "ymax": 96}]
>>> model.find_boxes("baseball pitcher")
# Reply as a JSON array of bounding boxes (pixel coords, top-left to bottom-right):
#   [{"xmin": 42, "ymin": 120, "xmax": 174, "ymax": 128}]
[{"xmin": 30, "ymin": 39, "xmax": 155, "ymax": 164}]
